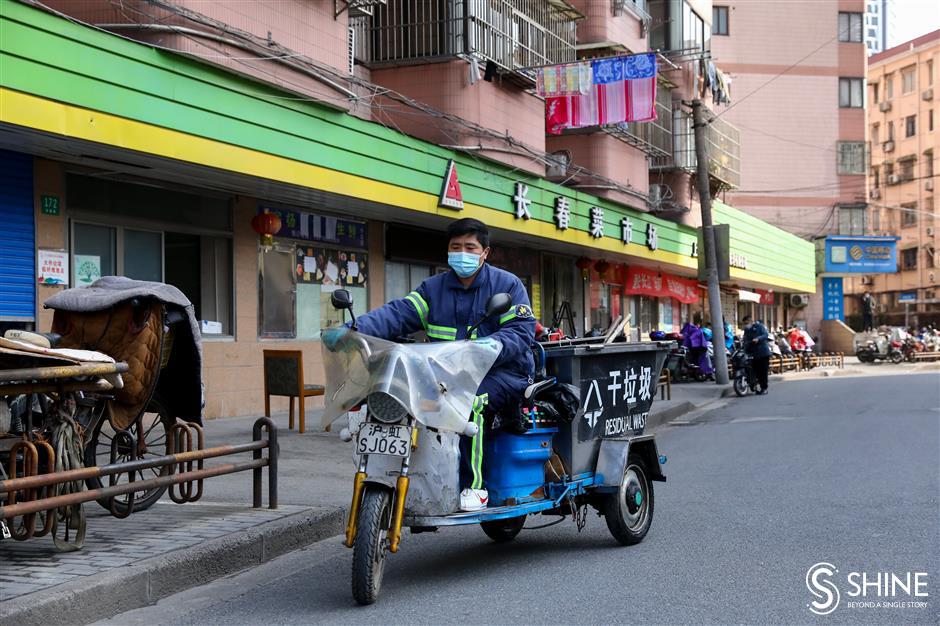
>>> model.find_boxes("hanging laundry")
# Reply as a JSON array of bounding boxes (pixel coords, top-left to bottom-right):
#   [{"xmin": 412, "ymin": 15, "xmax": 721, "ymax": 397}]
[
  {"xmin": 537, "ymin": 62, "xmax": 593, "ymax": 97},
  {"xmin": 544, "ymin": 53, "xmax": 657, "ymax": 135}
]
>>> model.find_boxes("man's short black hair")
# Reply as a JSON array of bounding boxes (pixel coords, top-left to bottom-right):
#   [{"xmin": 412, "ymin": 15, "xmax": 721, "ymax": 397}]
[
  {"xmin": 447, "ymin": 218, "xmax": 490, "ymax": 249},
  {"xmin": 742, "ymin": 315, "xmax": 752, "ymax": 323}
]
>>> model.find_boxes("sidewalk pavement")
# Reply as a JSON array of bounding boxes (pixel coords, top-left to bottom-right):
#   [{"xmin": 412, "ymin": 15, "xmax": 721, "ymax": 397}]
[{"xmin": 0, "ymin": 370, "xmax": 853, "ymax": 624}]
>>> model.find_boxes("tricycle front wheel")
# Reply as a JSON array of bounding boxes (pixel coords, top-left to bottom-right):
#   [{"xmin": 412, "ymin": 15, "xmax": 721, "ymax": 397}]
[
  {"xmin": 480, "ymin": 515, "xmax": 526, "ymax": 543},
  {"xmin": 603, "ymin": 454, "xmax": 654, "ymax": 546},
  {"xmin": 351, "ymin": 487, "xmax": 391, "ymax": 606}
]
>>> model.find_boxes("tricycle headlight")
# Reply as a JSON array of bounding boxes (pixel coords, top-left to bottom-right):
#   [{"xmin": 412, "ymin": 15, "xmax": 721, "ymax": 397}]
[{"xmin": 366, "ymin": 392, "xmax": 408, "ymax": 424}]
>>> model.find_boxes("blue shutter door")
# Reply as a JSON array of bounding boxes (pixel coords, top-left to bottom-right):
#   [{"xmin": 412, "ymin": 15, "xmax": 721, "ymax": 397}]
[{"xmin": 0, "ymin": 150, "xmax": 35, "ymax": 322}]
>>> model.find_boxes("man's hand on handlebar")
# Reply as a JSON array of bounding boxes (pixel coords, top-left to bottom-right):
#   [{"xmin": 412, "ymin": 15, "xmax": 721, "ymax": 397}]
[{"xmin": 322, "ymin": 326, "xmax": 349, "ymax": 351}]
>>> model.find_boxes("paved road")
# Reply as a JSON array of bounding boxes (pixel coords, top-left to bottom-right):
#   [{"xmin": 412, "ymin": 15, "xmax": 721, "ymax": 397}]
[{"xmin": 100, "ymin": 373, "xmax": 939, "ymax": 625}]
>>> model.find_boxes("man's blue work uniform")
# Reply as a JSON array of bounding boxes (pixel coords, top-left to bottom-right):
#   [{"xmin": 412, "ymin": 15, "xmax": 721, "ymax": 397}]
[{"xmin": 353, "ymin": 263, "xmax": 536, "ymax": 490}]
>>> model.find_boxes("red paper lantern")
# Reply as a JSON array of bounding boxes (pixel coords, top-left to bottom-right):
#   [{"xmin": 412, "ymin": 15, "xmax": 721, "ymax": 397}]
[
  {"xmin": 594, "ymin": 259, "xmax": 610, "ymax": 277},
  {"xmin": 575, "ymin": 256, "xmax": 592, "ymax": 278},
  {"xmin": 251, "ymin": 210, "xmax": 282, "ymax": 247}
]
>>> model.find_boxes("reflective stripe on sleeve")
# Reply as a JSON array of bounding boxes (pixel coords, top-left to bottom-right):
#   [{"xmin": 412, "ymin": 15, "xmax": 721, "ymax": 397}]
[
  {"xmin": 427, "ymin": 324, "xmax": 457, "ymax": 341},
  {"xmin": 405, "ymin": 291, "xmax": 429, "ymax": 329}
]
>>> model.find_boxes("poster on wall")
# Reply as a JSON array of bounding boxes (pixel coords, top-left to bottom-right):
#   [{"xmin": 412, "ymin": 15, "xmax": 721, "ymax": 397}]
[
  {"xmin": 74, "ymin": 254, "xmax": 102, "ymax": 287},
  {"xmin": 37, "ymin": 249, "xmax": 69, "ymax": 286},
  {"xmin": 294, "ymin": 247, "xmax": 368, "ymax": 290}
]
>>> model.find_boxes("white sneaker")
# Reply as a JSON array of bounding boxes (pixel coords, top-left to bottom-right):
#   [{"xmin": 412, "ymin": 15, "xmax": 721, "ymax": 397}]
[{"xmin": 459, "ymin": 488, "xmax": 488, "ymax": 511}]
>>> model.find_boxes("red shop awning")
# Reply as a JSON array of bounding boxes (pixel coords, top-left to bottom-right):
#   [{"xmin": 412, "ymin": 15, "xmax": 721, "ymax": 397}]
[{"xmin": 624, "ymin": 266, "xmax": 700, "ymax": 304}]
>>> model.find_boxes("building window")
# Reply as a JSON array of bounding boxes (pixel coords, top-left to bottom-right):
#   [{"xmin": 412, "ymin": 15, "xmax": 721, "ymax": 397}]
[
  {"xmin": 905, "ymin": 114, "xmax": 916, "ymax": 137},
  {"xmin": 67, "ymin": 175, "xmax": 234, "ymax": 336},
  {"xmin": 712, "ymin": 6, "xmax": 729, "ymax": 35},
  {"xmin": 871, "ymin": 82, "xmax": 879, "ymax": 104},
  {"xmin": 930, "ymin": 109, "xmax": 934, "ymax": 132},
  {"xmin": 885, "ymin": 73, "xmax": 894, "ymax": 99},
  {"xmin": 838, "ymin": 12, "xmax": 863, "ymax": 42},
  {"xmin": 837, "ymin": 141, "xmax": 867, "ymax": 174},
  {"xmin": 839, "ymin": 77, "xmax": 864, "ymax": 108},
  {"xmin": 901, "ymin": 247, "xmax": 918, "ymax": 269},
  {"xmin": 901, "ymin": 66, "xmax": 916, "ymax": 93},
  {"xmin": 925, "ymin": 150, "xmax": 934, "ymax": 178},
  {"xmin": 901, "ymin": 202, "xmax": 918, "ymax": 227},
  {"xmin": 681, "ymin": 1, "xmax": 709, "ymax": 53},
  {"xmin": 887, "ymin": 120, "xmax": 895, "ymax": 141},
  {"xmin": 900, "ymin": 158, "xmax": 916, "ymax": 181},
  {"xmin": 885, "ymin": 162, "xmax": 894, "ymax": 179},
  {"xmin": 927, "ymin": 59, "xmax": 934, "ymax": 86},
  {"xmin": 871, "ymin": 207, "xmax": 881, "ymax": 233},
  {"xmin": 838, "ymin": 205, "xmax": 867, "ymax": 235},
  {"xmin": 872, "ymin": 165, "xmax": 881, "ymax": 188},
  {"xmin": 871, "ymin": 122, "xmax": 880, "ymax": 145}
]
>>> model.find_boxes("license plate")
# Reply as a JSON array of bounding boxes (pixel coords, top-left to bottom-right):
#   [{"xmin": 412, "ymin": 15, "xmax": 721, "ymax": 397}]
[{"xmin": 356, "ymin": 423, "xmax": 411, "ymax": 457}]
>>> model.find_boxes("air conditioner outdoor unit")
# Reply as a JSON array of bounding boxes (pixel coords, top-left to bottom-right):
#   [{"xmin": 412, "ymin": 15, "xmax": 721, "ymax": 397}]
[
  {"xmin": 789, "ymin": 293, "xmax": 810, "ymax": 308},
  {"xmin": 887, "ymin": 173, "xmax": 901, "ymax": 184},
  {"xmin": 924, "ymin": 88, "xmax": 934, "ymax": 101},
  {"xmin": 879, "ymin": 100, "xmax": 892, "ymax": 112},
  {"xmin": 883, "ymin": 140, "xmax": 895, "ymax": 153},
  {"xmin": 870, "ymin": 188, "xmax": 881, "ymax": 199},
  {"xmin": 545, "ymin": 150, "xmax": 570, "ymax": 178},
  {"xmin": 648, "ymin": 184, "xmax": 665, "ymax": 208},
  {"xmin": 926, "ymin": 179, "xmax": 934, "ymax": 191}
]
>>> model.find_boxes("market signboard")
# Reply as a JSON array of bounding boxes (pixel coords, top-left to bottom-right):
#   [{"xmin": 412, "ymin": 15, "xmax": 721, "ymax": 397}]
[{"xmin": 824, "ymin": 236, "xmax": 899, "ymax": 274}]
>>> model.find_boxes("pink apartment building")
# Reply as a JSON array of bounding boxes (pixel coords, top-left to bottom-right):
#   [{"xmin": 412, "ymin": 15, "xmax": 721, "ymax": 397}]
[{"xmin": 710, "ymin": 0, "xmax": 868, "ymax": 339}]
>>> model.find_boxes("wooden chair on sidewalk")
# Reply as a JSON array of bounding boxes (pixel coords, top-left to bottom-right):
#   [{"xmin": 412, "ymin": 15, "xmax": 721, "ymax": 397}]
[{"xmin": 262, "ymin": 349, "xmax": 324, "ymax": 434}]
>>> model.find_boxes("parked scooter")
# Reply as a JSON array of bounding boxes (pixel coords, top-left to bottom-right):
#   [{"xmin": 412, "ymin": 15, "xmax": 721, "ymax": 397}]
[
  {"xmin": 856, "ymin": 333, "xmax": 904, "ymax": 364},
  {"xmin": 730, "ymin": 340, "xmax": 757, "ymax": 397},
  {"xmin": 658, "ymin": 332, "xmax": 708, "ymax": 382}
]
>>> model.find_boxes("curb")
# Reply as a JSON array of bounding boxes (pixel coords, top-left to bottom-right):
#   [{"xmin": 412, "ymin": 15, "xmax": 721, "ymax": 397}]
[
  {"xmin": 646, "ymin": 401, "xmax": 696, "ymax": 431},
  {"xmin": 0, "ymin": 506, "xmax": 344, "ymax": 626}
]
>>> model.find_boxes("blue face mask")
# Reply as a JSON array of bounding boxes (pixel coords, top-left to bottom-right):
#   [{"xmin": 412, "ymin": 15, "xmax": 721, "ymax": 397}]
[{"xmin": 448, "ymin": 251, "xmax": 482, "ymax": 278}]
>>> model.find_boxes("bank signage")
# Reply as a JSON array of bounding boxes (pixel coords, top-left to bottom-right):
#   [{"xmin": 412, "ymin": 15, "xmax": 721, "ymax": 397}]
[{"xmin": 824, "ymin": 236, "xmax": 899, "ymax": 274}]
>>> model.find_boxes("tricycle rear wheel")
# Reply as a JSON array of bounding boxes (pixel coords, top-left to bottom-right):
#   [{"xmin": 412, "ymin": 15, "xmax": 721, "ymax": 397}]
[
  {"xmin": 351, "ymin": 487, "xmax": 391, "ymax": 606},
  {"xmin": 603, "ymin": 453, "xmax": 654, "ymax": 546},
  {"xmin": 480, "ymin": 515, "xmax": 526, "ymax": 543}
]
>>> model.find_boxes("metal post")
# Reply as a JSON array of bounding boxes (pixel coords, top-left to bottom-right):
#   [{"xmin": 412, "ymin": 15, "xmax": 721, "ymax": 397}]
[
  {"xmin": 692, "ymin": 99, "xmax": 730, "ymax": 385},
  {"xmin": 905, "ymin": 302, "xmax": 910, "ymax": 329},
  {"xmin": 266, "ymin": 421, "xmax": 278, "ymax": 509}
]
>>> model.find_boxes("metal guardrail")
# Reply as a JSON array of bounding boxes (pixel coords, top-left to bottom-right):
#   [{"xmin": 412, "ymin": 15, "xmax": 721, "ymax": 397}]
[
  {"xmin": 359, "ymin": 0, "xmax": 578, "ymax": 74},
  {"xmin": 0, "ymin": 418, "xmax": 278, "ymax": 543},
  {"xmin": 652, "ymin": 106, "xmax": 741, "ymax": 189},
  {"xmin": 911, "ymin": 351, "xmax": 940, "ymax": 361}
]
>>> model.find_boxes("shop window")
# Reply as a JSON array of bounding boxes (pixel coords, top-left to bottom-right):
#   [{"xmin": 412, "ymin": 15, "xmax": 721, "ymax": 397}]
[
  {"xmin": 295, "ymin": 246, "xmax": 368, "ymax": 339},
  {"xmin": 67, "ymin": 175, "xmax": 234, "ymax": 336},
  {"xmin": 542, "ymin": 254, "xmax": 583, "ymax": 336},
  {"xmin": 385, "ymin": 260, "xmax": 433, "ymax": 302},
  {"xmin": 901, "ymin": 247, "xmax": 918, "ymax": 270},
  {"xmin": 839, "ymin": 77, "xmax": 864, "ymax": 108},
  {"xmin": 589, "ymin": 282, "xmax": 611, "ymax": 334}
]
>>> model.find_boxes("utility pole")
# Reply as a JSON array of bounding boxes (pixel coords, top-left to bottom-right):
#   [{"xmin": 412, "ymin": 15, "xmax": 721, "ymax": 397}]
[{"xmin": 692, "ymin": 99, "xmax": 729, "ymax": 385}]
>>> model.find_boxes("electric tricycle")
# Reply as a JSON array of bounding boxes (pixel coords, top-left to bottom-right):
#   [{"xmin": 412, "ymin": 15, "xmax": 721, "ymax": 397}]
[{"xmin": 322, "ymin": 290, "xmax": 670, "ymax": 605}]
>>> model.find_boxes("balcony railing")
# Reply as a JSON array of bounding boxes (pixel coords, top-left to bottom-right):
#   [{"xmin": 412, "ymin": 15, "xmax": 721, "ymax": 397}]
[
  {"xmin": 357, "ymin": 0, "xmax": 579, "ymax": 75},
  {"xmin": 604, "ymin": 85, "xmax": 673, "ymax": 158},
  {"xmin": 651, "ymin": 106, "xmax": 741, "ymax": 189}
]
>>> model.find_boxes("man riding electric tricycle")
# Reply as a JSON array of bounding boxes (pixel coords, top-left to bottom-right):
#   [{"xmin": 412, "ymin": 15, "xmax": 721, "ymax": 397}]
[{"xmin": 322, "ymin": 218, "xmax": 670, "ymax": 605}]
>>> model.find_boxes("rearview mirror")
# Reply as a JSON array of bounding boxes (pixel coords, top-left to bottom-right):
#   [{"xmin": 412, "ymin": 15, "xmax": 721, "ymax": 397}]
[
  {"xmin": 331, "ymin": 289, "xmax": 353, "ymax": 310},
  {"xmin": 484, "ymin": 293, "xmax": 513, "ymax": 319}
]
